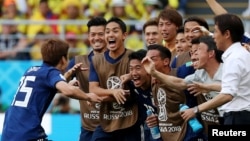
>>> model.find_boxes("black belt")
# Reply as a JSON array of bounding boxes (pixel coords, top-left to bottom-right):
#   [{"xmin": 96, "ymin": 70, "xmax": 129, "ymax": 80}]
[{"xmin": 224, "ymin": 110, "xmax": 250, "ymax": 117}]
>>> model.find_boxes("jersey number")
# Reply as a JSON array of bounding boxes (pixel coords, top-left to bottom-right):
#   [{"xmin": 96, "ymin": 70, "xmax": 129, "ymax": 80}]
[{"xmin": 12, "ymin": 76, "xmax": 36, "ymax": 107}]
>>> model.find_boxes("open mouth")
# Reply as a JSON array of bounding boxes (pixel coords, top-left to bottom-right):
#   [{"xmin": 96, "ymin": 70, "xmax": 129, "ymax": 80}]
[
  {"xmin": 132, "ymin": 77, "xmax": 141, "ymax": 86},
  {"xmin": 148, "ymin": 41, "xmax": 157, "ymax": 45}
]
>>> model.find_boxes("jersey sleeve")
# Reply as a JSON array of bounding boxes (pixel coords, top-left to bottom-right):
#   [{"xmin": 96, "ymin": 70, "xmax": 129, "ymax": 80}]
[
  {"xmin": 47, "ymin": 69, "xmax": 66, "ymax": 88},
  {"xmin": 67, "ymin": 58, "xmax": 75, "ymax": 71}
]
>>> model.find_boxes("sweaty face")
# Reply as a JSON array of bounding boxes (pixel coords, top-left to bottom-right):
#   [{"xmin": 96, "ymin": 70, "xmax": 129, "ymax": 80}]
[
  {"xmin": 144, "ymin": 25, "xmax": 162, "ymax": 46},
  {"xmin": 88, "ymin": 26, "xmax": 106, "ymax": 52},
  {"xmin": 158, "ymin": 18, "xmax": 178, "ymax": 42},
  {"xmin": 129, "ymin": 59, "xmax": 150, "ymax": 89},
  {"xmin": 175, "ymin": 32, "xmax": 190, "ymax": 55},
  {"xmin": 105, "ymin": 22, "xmax": 126, "ymax": 52}
]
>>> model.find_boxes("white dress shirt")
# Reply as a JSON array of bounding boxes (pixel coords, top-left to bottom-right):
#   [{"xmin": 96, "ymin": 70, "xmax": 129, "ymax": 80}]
[{"xmin": 220, "ymin": 42, "xmax": 250, "ymax": 113}]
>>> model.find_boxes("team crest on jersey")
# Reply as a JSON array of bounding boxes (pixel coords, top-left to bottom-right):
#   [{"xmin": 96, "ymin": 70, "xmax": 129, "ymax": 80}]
[
  {"xmin": 106, "ymin": 76, "xmax": 122, "ymax": 89},
  {"xmin": 106, "ymin": 76, "xmax": 124, "ymax": 110},
  {"xmin": 157, "ymin": 88, "xmax": 167, "ymax": 121},
  {"xmin": 95, "ymin": 103, "xmax": 100, "ymax": 109}
]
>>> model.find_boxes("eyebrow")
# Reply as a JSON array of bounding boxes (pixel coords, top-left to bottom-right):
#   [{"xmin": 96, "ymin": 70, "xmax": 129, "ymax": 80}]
[{"xmin": 106, "ymin": 27, "xmax": 120, "ymax": 30}]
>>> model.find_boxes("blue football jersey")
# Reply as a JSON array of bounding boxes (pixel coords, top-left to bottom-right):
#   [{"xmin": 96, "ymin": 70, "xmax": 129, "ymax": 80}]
[{"xmin": 1, "ymin": 63, "xmax": 65, "ymax": 141}]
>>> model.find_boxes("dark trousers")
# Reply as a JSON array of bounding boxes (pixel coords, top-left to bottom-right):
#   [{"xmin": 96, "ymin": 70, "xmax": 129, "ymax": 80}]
[{"xmin": 223, "ymin": 111, "xmax": 250, "ymax": 125}]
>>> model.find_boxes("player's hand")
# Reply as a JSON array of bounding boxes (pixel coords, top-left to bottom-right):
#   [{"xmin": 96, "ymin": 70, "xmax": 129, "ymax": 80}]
[
  {"xmin": 68, "ymin": 79, "xmax": 80, "ymax": 87},
  {"xmin": 187, "ymin": 81, "xmax": 206, "ymax": 96},
  {"xmin": 191, "ymin": 26, "xmax": 213, "ymax": 36},
  {"xmin": 146, "ymin": 114, "xmax": 159, "ymax": 128},
  {"xmin": 180, "ymin": 107, "xmax": 196, "ymax": 122},
  {"xmin": 141, "ymin": 56, "xmax": 156, "ymax": 75},
  {"xmin": 111, "ymin": 89, "xmax": 127, "ymax": 104},
  {"xmin": 87, "ymin": 93, "xmax": 103, "ymax": 103},
  {"xmin": 120, "ymin": 73, "xmax": 131, "ymax": 84}
]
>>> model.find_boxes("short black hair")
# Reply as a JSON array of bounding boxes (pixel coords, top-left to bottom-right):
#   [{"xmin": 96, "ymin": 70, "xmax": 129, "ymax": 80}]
[
  {"xmin": 128, "ymin": 49, "xmax": 147, "ymax": 62},
  {"xmin": 198, "ymin": 36, "xmax": 223, "ymax": 63},
  {"xmin": 106, "ymin": 17, "xmax": 127, "ymax": 33},
  {"xmin": 177, "ymin": 26, "xmax": 184, "ymax": 34},
  {"xmin": 184, "ymin": 16, "xmax": 209, "ymax": 30},
  {"xmin": 147, "ymin": 44, "xmax": 172, "ymax": 60},
  {"xmin": 214, "ymin": 13, "xmax": 244, "ymax": 43},
  {"xmin": 87, "ymin": 16, "xmax": 107, "ymax": 32}
]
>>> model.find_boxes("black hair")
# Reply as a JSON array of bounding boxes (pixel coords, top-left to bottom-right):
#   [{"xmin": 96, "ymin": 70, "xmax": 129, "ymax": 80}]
[
  {"xmin": 106, "ymin": 17, "xmax": 127, "ymax": 33},
  {"xmin": 214, "ymin": 13, "xmax": 244, "ymax": 43},
  {"xmin": 199, "ymin": 36, "xmax": 224, "ymax": 63},
  {"xmin": 87, "ymin": 16, "xmax": 107, "ymax": 31},
  {"xmin": 177, "ymin": 26, "xmax": 184, "ymax": 34},
  {"xmin": 128, "ymin": 49, "xmax": 147, "ymax": 61},
  {"xmin": 184, "ymin": 16, "xmax": 209, "ymax": 30},
  {"xmin": 147, "ymin": 44, "xmax": 172, "ymax": 60}
]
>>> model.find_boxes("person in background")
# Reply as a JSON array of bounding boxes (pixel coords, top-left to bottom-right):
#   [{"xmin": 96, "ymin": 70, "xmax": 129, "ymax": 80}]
[
  {"xmin": 0, "ymin": 22, "xmax": 29, "ymax": 60},
  {"xmin": 142, "ymin": 18, "xmax": 163, "ymax": 46},
  {"xmin": 27, "ymin": 0, "xmax": 58, "ymax": 39},
  {"xmin": 171, "ymin": 26, "xmax": 190, "ymax": 69},
  {"xmin": 157, "ymin": 8, "xmax": 183, "ymax": 63},
  {"xmin": 1, "ymin": 38, "xmax": 102, "ymax": 141}
]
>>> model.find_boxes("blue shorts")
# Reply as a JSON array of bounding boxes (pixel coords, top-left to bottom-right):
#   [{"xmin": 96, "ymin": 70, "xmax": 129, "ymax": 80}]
[
  {"xmin": 91, "ymin": 121, "xmax": 142, "ymax": 141},
  {"xmin": 79, "ymin": 127, "xmax": 93, "ymax": 141}
]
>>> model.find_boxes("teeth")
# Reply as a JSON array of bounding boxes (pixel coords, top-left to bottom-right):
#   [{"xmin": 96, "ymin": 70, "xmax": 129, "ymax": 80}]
[{"xmin": 94, "ymin": 42, "xmax": 101, "ymax": 46}]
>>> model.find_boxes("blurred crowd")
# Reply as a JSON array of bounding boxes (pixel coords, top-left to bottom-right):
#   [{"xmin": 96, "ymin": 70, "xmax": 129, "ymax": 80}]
[{"xmin": 0, "ymin": 0, "xmax": 186, "ymax": 61}]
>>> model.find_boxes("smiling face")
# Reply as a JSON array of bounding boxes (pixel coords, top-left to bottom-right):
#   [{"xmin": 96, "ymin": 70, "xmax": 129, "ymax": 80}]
[
  {"xmin": 105, "ymin": 22, "xmax": 126, "ymax": 52},
  {"xmin": 144, "ymin": 25, "xmax": 162, "ymax": 46},
  {"xmin": 196, "ymin": 42, "xmax": 210, "ymax": 69},
  {"xmin": 175, "ymin": 32, "xmax": 190, "ymax": 55},
  {"xmin": 184, "ymin": 21, "xmax": 203, "ymax": 43},
  {"xmin": 88, "ymin": 25, "xmax": 106, "ymax": 52},
  {"xmin": 129, "ymin": 59, "xmax": 151, "ymax": 89},
  {"xmin": 158, "ymin": 18, "xmax": 178, "ymax": 42}
]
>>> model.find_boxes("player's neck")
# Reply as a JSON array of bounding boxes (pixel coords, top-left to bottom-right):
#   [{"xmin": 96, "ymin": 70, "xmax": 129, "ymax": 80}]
[{"xmin": 109, "ymin": 47, "xmax": 126, "ymax": 59}]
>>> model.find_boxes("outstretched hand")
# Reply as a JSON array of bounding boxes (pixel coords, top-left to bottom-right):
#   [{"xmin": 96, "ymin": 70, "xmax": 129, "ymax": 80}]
[
  {"xmin": 187, "ymin": 81, "xmax": 211, "ymax": 96},
  {"xmin": 111, "ymin": 89, "xmax": 129, "ymax": 104}
]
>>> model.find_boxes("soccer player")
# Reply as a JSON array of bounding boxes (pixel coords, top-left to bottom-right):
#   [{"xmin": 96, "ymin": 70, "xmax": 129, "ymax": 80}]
[
  {"xmin": 89, "ymin": 17, "xmax": 140, "ymax": 141},
  {"xmin": 1, "ymin": 39, "xmax": 102, "ymax": 141},
  {"xmin": 142, "ymin": 44, "xmax": 187, "ymax": 141},
  {"xmin": 127, "ymin": 49, "xmax": 163, "ymax": 141},
  {"xmin": 65, "ymin": 16, "xmax": 107, "ymax": 141}
]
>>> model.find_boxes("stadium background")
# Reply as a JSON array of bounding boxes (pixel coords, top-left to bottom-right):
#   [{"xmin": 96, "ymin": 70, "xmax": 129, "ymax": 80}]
[{"xmin": 0, "ymin": 0, "xmax": 249, "ymax": 140}]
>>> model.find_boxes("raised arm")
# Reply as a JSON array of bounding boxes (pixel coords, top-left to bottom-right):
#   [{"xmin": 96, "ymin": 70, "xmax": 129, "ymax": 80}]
[
  {"xmin": 56, "ymin": 81, "xmax": 102, "ymax": 103},
  {"xmin": 141, "ymin": 56, "xmax": 188, "ymax": 91},
  {"xmin": 206, "ymin": 0, "xmax": 228, "ymax": 15}
]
